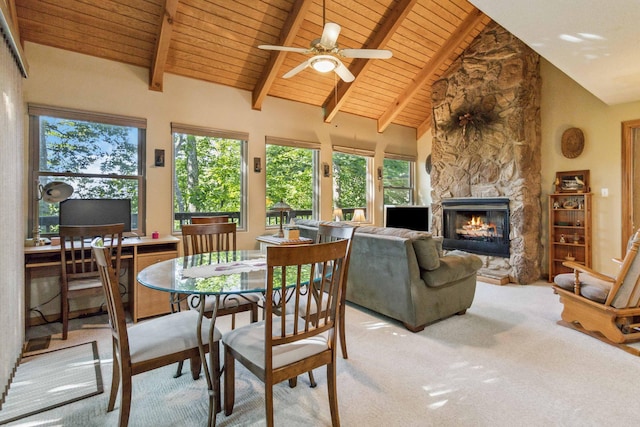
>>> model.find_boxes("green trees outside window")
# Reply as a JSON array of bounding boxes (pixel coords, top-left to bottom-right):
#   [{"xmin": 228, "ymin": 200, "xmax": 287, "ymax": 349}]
[
  {"xmin": 383, "ymin": 158, "xmax": 413, "ymax": 205},
  {"xmin": 30, "ymin": 111, "xmax": 144, "ymax": 236},
  {"xmin": 265, "ymin": 144, "xmax": 317, "ymax": 225},
  {"xmin": 332, "ymin": 152, "xmax": 368, "ymax": 220},
  {"xmin": 173, "ymin": 130, "xmax": 245, "ymax": 230}
]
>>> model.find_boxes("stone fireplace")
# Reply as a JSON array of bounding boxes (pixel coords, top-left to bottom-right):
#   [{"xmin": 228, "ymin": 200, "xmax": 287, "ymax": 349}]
[
  {"xmin": 430, "ymin": 22, "xmax": 542, "ymax": 284},
  {"xmin": 442, "ymin": 198, "xmax": 510, "ymax": 257}
]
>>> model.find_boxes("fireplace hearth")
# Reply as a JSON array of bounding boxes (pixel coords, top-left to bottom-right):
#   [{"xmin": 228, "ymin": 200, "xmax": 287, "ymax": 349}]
[{"xmin": 442, "ymin": 198, "xmax": 510, "ymax": 257}]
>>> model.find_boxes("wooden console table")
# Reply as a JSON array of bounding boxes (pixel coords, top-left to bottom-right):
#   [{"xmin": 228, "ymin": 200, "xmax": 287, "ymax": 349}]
[{"xmin": 24, "ymin": 235, "xmax": 179, "ymax": 332}]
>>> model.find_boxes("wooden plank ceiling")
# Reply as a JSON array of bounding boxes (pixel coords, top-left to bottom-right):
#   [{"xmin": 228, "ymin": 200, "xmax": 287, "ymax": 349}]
[{"xmin": 14, "ymin": 0, "xmax": 491, "ymax": 138}]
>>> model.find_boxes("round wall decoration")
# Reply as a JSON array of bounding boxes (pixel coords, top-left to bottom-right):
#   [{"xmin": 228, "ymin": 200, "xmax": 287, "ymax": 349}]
[
  {"xmin": 561, "ymin": 127, "xmax": 585, "ymax": 158},
  {"xmin": 425, "ymin": 154, "xmax": 432, "ymax": 175}
]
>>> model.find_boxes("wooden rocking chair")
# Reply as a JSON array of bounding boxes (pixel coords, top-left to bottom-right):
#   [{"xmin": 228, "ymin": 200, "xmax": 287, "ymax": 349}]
[{"xmin": 553, "ymin": 230, "xmax": 640, "ymax": 344}]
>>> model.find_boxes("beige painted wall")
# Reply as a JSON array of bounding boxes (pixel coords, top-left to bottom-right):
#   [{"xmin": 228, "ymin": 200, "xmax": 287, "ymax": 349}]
[
  {"xmin": 22, "ymin": 42, "xmax": 417, "ymax": 251},
  {"xmin": 539, "ymin": 58, "xmax": 640, "ymax": 277}
]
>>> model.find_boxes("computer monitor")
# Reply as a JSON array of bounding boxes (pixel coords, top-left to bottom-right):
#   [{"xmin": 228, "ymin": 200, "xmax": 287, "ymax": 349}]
[
  {"xmin": 384, "ymin": 205, "xmax": 430, "ymax": 232},
  {"xmin": 59, "ymin": 199, "xmax": 132, "ymax": 232}
]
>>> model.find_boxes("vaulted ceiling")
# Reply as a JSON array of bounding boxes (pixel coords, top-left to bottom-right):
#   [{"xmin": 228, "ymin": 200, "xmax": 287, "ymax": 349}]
[{"xmin": 13, "ymin": 0, "xmax": 493, "ymax": 138}]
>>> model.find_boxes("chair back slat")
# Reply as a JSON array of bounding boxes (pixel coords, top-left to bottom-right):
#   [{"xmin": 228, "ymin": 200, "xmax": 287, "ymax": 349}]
[
  {"xmin": 191, "ymin": 215, "xmax": 230, "ymax": 224},
  {"xmin": 182, "ymin": 223, "xmax": 236, "ymax": 256},
  {"xmin": 265, "ymin": 239, "xmax": 348, "ymax": 351}
]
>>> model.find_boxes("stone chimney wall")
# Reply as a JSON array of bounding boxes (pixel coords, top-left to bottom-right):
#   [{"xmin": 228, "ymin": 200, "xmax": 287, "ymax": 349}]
[{"xmin": 430, "ymin": 22, "xmax": 542, "ymax": 284}]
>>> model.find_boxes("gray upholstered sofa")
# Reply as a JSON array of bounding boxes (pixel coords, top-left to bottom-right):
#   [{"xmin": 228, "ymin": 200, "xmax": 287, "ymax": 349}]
[{"xmin": 294, "ymin": 220, "xmax": 483, "ymax": 332}]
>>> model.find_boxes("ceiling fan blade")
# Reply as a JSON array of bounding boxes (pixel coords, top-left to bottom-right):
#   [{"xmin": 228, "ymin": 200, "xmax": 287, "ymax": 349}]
[
  {"xmin": 258, "ymin": 45, "xmax": 308, "ymax": 54},
  {"xmin": 282, "ymin": 60, "xmax": 310, "ymax": 79},
  {"xmin": 319, "ymin": 23, "xmax": 341, "ymax": 48},
  {"xmin": 341, "ymin": 49, "xmax": 393, "ymax": 59},
  {"xmin": 334, "ymin": 59, "xmax": 355, "ymax": 82}
]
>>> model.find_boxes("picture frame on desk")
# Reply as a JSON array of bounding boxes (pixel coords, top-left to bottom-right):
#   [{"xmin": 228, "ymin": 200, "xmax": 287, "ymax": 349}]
[{"xmin": 555, "ymin": 170, "xmax": 589, "ymax": 193}]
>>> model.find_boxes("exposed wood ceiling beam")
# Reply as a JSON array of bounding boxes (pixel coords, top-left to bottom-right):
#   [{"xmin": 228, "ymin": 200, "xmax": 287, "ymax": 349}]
[
  {"xmin": 252, "ymin": 0, "xmax": 313, "ymax": 110},
  {"xmin": 416, "ymin": 115, "xmax": 432, "ymax": 140},
  {"xmin": 149, "ymin": 0, "xmax": 180, "ymax": 92},
  {"xmin": 377, "ymin": 7, "xmax": 485, "ymax": 133},
  {"xmin": 321, "ymin": 0, "xmax": 418, "ymax": 123}
]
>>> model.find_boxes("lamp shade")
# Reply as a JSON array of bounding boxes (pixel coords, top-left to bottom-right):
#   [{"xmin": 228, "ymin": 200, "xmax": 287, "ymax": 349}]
[
  {"xmin": 333, "ymin": 208, "xmax": 343, "ymax": 221},
  {"xmin": 270, "ymin": 200, "xmax": 291, "ymax": 211},
  {"xmin": 41, "ymin": 181, "xmax": 74, "ymax": 203},
  {"xmin": 352, "ymin": 209, "xmax": 366, "ymax": 223}
]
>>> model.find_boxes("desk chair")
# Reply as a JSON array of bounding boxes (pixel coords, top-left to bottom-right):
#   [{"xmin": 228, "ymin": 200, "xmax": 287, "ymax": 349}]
[
  {"xmin": 59, "ymin": 223, "xmax": 124, "ymax": 340},
  {"xmin": 222, "ymin": 239, "xmax": 349, "ymax": 427},
  {"xmin": 92, "ymin": 238, "xmax": 219, "ymax": 427}
]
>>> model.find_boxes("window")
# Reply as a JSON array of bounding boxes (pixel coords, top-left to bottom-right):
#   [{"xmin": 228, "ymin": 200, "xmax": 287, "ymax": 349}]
[
  {"xmin": 265, "ymin": 137, "xmax": 320, "ymax": 226},
  {"xmin": 29, "ymin": 105, "xmax": 145, "ymax": 237},
  {"xmin": 383, "ymin": 156, "xmax": 414, "ymax": 205},
  {"xmin": 332, "ymin": 147, "xmax": 373, "ymax": 221},
  {"xmin": 172, "ymin": 124, "xmax": 247, "ymax": 231}
]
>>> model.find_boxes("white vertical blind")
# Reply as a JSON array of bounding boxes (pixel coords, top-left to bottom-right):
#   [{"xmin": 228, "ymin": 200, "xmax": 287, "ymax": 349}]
[{"xmin": 0, "ymin": 28, "xmax": 26, "ymax": 391}]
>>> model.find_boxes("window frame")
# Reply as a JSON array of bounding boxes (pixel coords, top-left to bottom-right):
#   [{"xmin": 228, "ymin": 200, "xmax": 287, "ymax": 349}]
[
  {"xmin": 332, "ymin": 145, "xmax": 374, "ymax": 222},
  {"xmin": 28, "ymin": 104, "xmax": 146, "ymax": 237},
  {"xmin": 265, "ymin": 136, "xmax": 321, "ymax": 228},
  {"xmin": 171, "ymin": 123, "xmax": 248, "ymax": 232},
  {"xmin": 383, "ymin": 154, "xmax": 415, "ymax": 206}
]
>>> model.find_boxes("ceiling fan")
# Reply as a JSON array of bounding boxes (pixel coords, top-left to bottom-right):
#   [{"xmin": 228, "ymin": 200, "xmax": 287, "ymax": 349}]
[{"xmin": 258, "ymin": 2, "xmax": 392, "ymax": 82}]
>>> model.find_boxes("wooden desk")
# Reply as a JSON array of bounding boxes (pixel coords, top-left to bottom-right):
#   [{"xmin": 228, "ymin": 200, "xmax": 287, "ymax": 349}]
[{"xmin": 24, "ymin": 235, "xmax": 179, "ymax": 331}]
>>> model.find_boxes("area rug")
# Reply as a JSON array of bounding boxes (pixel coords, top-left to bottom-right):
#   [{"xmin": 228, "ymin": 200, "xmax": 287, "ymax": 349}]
[{"xmin": 0, "ymin": 341, "xmax": 103, "ymax": 424}]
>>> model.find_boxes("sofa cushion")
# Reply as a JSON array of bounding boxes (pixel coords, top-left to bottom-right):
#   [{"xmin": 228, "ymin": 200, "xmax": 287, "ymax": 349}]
[
  {"xmin": 421, "ymin": 250, "xmax": 482, "ymax": 288},
  {"xmin": 412, "ymin": 238, "xmax": 440, "ymax": 270},
  {"xmin": 355, "ymin": 226, "xmax": 441, "ymax": 270}
]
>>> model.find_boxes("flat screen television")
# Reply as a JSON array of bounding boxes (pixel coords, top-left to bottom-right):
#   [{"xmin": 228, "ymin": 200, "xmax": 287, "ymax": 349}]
[
  {"xmin": 384, "ymin": 205, "xmax": 430, "ymax": 232},
  {"xmin": 59, "ymin": 199, "xmax": 132, "ymax": 232}
]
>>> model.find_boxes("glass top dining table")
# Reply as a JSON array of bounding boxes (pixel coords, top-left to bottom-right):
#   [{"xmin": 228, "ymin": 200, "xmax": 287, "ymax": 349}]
[{"xmin": 137, "ymin": 249, "xmax": 272, "ymax": 296}]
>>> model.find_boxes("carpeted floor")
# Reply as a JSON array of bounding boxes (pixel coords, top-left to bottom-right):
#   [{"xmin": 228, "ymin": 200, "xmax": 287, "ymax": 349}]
[{"xmin": 10, "ymin": 280, "xmax": 640, "ymax": 426}]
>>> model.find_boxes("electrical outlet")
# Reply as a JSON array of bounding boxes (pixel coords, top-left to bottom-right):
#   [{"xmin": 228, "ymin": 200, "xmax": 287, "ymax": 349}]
[{"xmin": 601, "ymin": 188, "xmax": 609, "ymax": 197}]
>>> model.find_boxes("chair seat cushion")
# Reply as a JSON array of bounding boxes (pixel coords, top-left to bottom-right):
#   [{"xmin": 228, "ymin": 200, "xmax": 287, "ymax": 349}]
[
  {"xmin": 128, "ymin": 310, "xmax": 219, "ymax": 364},
  {"xmin": 553, "ymin": 273, "xmax": 612, "ymax": 303},
  {"xmin": 222, "ymin": 318, "xmax": 328, "ymax": 370}
]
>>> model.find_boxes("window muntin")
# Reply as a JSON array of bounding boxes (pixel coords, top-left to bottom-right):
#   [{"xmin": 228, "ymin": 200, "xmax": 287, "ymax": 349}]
[
  {"xmin": 265, "ymin": 143, "xmax": 319, "ymax": 226},
  {"xmin": 383, "ymin": 157, "xmax": 414, "ymax": 205},
  {"xmin": 173, "ymin": 127, "xmax": 247, "ymax": 231},
  {"xmin": 332, "ymin": 151, "xmax": 370, "ymax": 221},
  {"xmin": 29, "ymin": 108, "xmax": 145, "ymax": 237}
]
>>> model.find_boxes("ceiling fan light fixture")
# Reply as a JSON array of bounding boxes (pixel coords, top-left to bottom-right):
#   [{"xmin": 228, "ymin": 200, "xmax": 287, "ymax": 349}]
[{"xmin": 311, "ymin": 56, "xmax": 337, "ymax": 73}]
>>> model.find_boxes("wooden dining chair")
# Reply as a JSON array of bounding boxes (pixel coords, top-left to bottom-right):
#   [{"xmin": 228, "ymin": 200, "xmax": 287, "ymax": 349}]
[
  {"xmin": 92, "ymin": 237, "xmax": 220, "ymax": 427},
  {"xmin": 179, "ymin": 223, "xmax": 259, "ymax": 326},
  {"xmin": 222, "ymin": 239, "xmax": 349, "ymax": 427},
  {"xmin": 59, "ymin": 223, "xmax": 124, "ymax": 340},
  {"xmin": 174, "ymin": 222, "xmax": 259, "ymax": 376}
]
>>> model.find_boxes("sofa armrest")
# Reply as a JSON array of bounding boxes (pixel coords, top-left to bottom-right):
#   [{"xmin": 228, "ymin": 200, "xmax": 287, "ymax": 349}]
[{"xmin": 421, "ymin": 250, "xmax": 482, "ymax": 288}]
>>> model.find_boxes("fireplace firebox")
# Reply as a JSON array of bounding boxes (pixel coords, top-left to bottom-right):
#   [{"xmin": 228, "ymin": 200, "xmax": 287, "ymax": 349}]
[{"xmin": 442, "ymin": 198, "xmax": 510, "ymax": 257}]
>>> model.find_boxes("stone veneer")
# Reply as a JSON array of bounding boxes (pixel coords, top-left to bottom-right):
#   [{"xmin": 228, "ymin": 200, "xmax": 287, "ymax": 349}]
[{"xmin": 430, "ymin": 22, "xmax": 542, "ymax": 284}]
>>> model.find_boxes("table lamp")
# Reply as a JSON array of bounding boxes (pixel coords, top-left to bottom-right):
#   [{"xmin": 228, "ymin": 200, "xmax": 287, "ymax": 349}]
[
  {"xmin": 333, "ymin": 208, "xmax": 343, "ymax": 222},
  {"xmin": 32, "ymin": 181, "xmax": 74, "ymax": 246},
  {"xmin": 352, "ymin": 209, "xmax": 366, "ymax": 223},
  {"xmin": 270, "ymin": 199, "xmax": 291, "ymax": 238}
]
